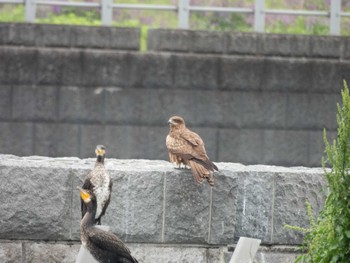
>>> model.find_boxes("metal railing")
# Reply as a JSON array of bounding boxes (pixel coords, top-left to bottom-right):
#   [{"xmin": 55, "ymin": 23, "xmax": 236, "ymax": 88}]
[{"xmin": 0, "ymin": 0, "xmax": 349, "ymax": 35}]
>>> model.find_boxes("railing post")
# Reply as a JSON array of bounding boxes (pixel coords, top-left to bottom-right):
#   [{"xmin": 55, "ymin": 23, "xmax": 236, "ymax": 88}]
[
  {"xmin": 254, "ymin": 0, "xmax": 265, "ymax": 33},
  {"xmin": 178, "ymin": 0, "xmax": 189, "ymax": 29},
  {"xmin": 101, "ymin": 0, "xmax": 113, "ymax": 26},
  {"xmin": 330, "ymin": 0, "xmax": 341, "ymax": 35},
  {"xmin": 25, "ymin": 0, "xmax": 36, "ymax": 23}
]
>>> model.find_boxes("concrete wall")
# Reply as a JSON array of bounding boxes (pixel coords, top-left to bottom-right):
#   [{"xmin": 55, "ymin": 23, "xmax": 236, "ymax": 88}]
[
  {"xmin": 0, "ymin": 154, "xmax": 326, "ymax": 262},
  {"xmin": 0, "ymin": 23, "xmax": 349, "ymax": 167}
]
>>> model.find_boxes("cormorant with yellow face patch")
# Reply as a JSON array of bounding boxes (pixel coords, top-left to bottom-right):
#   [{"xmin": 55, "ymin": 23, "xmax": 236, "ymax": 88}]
[
  {"xmin": 79, "ymin": 187, "xmax": 139, "ymax": 263},
  {"xmin": 81, "ymin": 145, "xmax": 112, "ymax": 225}
]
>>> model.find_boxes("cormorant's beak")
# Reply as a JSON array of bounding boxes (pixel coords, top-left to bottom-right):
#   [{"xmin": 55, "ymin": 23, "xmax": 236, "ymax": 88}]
[
  {"xmin": 77, "ymin": 187, "xmax": 91, "ymax": 203},
  {"xmin": 95, "ymin": 148, "xmax": 105, "ymax": 156}
]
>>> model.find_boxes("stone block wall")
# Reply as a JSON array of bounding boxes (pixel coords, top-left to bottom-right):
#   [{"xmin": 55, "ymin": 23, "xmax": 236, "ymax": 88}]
[
  {"xmin": 0, "ymin": 23, "xmax": 349, "ymax": 167},
  {"xmin": 0, "ymin": 154, "xmax": 326, "ymax": 262}
]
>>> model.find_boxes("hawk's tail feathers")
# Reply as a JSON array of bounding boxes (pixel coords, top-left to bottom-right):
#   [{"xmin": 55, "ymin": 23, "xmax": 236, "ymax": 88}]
[{"xmin": 188, "ymin": 160, "xmax": 215, "ymax": 187}]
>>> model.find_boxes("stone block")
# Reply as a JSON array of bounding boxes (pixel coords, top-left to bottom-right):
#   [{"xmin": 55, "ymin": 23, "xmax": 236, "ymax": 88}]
[
  {"xmin": 255, "ymin": 251, "xmax": 300, "ymax": 263},
  {"xmin": 210, "ymin": 172, "xmax": 238, "ymax": 244},
  {"xmin": 0, "ymin": 242, "xmax": 22, "ymax": 263},
  {"xmin": 61, "ymin": 49, "xmax": 83, "ymax": 86},
  {"xmin": 240, "ymin": 92, "xmax": 287, "ymax": 129},
  {"xmin": 106, "ymin": 170, "xmax": 164, "ymax": 242},
  {"xmin": 7, "ymin": 23, "xmax": 35, "ymax": 46},
  {"xmin": 70, "ymin": 26, "xmax": 111, "ymax": 49},
  {"xmin": 0, "ymin": 85, "xmax": 12, "ymax": 120},
  {"xmin": 191, "ymin": 31, "xmax": 226, "ymax": 54},
  {"xmin": 35, "ymin": 24, "xmax": 71, "ymax": 47},
  {"xmin": 0, "ymin": 122, "xmax": 33, "ymax": 156},
  {"xmin": 0, "ymin": 165, "xmax": 72, "ymax": 240},
  {"xmin": 286, "ymin": 93, "xmax": 340, "ymax": 130},
  {"xmin": 220, "ymin": 57, "xmax": 263, "ymax": 90},
  {"xmin": 110, "ymin": 27, "xmax": 140, "ymax": 50},
  {"xmin": 234, "ymin": 171, "xmax": 274, "ymax": 243},
  {"xmin": 36, "ymin": 49, "xmax": 63, "ymax": 85},
  {"xmin": 226, "ymin": 33, "xmax": 259, "ymax": 55},
  {"xmin": 260, "ymin": 34, "xmax": 311, "ymax": 57},
  {"xmin": 216, "ymin": 91, "xmax": 242, "ymax": 128},
  {"xmin": 129, "ymin": 53, "xmax": 173, "ymax": 89},
  {"xmin": 129, "ymin": 244, "xmax": 211, "ymax": 263},
  {"xmin": 273, "ymin": 172, "xmax": 326, "ymax": 244},
  {"xmin": 218, "ymin": 129, "xmax": 263, "ymax": 164},
  {"xmin": 261, "ymin": 58, "xmax": 313, "ymax": 92},
  {"xmin": 190, "ymin": 90, "xmax": 223, "ymax": 126},
  {"xmin": 110, "ymin": 125, "xmax": 168, "ymax": 160},
  {"xmin": 104, "ymin": 87, "xmax": 150, "ymax": 124},
  {"xmin": 147, "ymin": 29, "xmax": 192, "ymax": 52},
  {"xmin": 263, "ymin": 130, "xmax": 309, "ymax": 166},
  {"xmin": 312, "ymin": 60, "xmax": 350, "ymax": 93},
  {"xmin": 78, "ymin": 124, "xmax": 108, "ymax": 159},
  {"xmin": 81, "ymin": 50, "xmax": 129, "ymax": 87},
  {"xmin": 174, "ymin": 54, "xmax": 219, "ymax": 90},
  {"xmin": 311, "ymin": 36, "xmax": 343, "ymax": 58},
  {"xmin": 308, "ymin": 130, "xmax": 337, "ymax": 167},
  {"xmin": 12, "ymin": 85, "xmax": 57, "ymax": 121},
  {"xmin": 164, "ymin": 169, "xmax": 211, "ymax": 243},
  {"xmin": 79, "ymin": 124, "xmax": 169, "ymax": 160},
  {"xmin": 344, "ymin": 37, "xmax": 350, "ymax": 59},
  {"xmin": 145, "ymin": 89, "xmax": 196, "ymax": 126},
  {"xmin": 37, "ymin": 49, "xmax": 82, "ymax": 86},
  {"xmin": 0, "ymin": 23, "xmax": 9, "ymax": 45},
  {"xmin": 217, "ymin": 129, "xmax": 240, "ymax": 163},
  {"xmin": 23, "ymin": 242, "xmax": 80, "ymax": 263},
  {"xmin": 34, "ymin": 123, "xmax": 80, "ymax": 157},
  {"xmin": 58, "ymin": 86, "xmax": 105, "ymax": 122},
  {"xmin": 0, "ymin": 47, "xmax": 37, "ymax": 85}
]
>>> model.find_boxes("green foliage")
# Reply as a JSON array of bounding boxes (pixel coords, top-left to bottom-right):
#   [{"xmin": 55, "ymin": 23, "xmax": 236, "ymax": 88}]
[
  {"xmin": 286, "ymin": 81, "xmax": 350, "ymax": 263},
  {"xmin": 0, "ymin": 5, "xmax": 24, "ymax": 22},
  {"xmin": 37, "ymin": 8, "xmax": 101, "ymax": 26},
  {"xmin": 266, "ymin": 16, "xmax": 329, "ymax": 35},
  {"xmin": 191, "ymin": 13, "xmax": 251, "ymax": 32}
]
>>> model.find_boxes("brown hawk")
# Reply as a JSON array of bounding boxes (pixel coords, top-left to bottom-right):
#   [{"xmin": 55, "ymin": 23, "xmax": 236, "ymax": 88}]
[{"xmin": 166, "ymin": 116, "xmax": 218, "ymax": 187}]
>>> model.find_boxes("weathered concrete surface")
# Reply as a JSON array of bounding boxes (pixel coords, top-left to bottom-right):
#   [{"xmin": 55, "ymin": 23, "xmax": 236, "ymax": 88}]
[
  {"xmin": 0, "ymin": 241, "xmax": 301, "ymax": 263},
  {"xmin": 0, "ymin": 155, "xmax": 327, "ymax": 246},
  {"xmin": 148, "ymin": 29, "xmax": 349, "ymax": 59},
  {"xmin": 0, "ymin": 23, "xmax": 140, "ymax": 50},
  {"xmin": 0, "ymin": 24, "xmax": 347, "ymax": 167}
]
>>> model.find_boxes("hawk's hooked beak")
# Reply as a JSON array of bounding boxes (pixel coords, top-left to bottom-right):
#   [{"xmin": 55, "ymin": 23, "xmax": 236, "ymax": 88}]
[{"xmin": 168, "ymin": 119, "xmax": 175, "ymax": 125}]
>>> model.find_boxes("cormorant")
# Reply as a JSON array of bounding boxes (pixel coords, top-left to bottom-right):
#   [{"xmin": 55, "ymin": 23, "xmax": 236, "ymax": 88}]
[
  {"xmin": 81, "ymin": 145, "xmax": 112, "ymax": 225},
  {"xmin": 78, "ymin": 187, "xmax": 139, "ymax": 263}
]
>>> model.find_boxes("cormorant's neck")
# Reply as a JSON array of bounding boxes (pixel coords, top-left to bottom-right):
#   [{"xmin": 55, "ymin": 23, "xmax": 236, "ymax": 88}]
[
  {"xmin": 96, "ymin": 155, "xmax": 105, "ymax": 164},
  {"xmin": 82, "ymin": 204, "xmax": 97, "ymax": 227}
]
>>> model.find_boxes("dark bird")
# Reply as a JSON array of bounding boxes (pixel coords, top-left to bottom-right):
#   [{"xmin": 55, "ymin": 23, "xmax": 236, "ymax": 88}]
[
  {"xmin": 78, "ymin": 187, "xmax": 139, "ymax": 263},
  {"xmin": 166, "ymin": 116, "xmax": 218, "ymax": 187},
  {"xmin": 81, "ymin": 145, "xmax": 112, "ymax": 225}
]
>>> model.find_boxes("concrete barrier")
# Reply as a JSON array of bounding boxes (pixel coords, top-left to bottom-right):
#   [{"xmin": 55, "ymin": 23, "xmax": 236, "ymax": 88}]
[
  {"xmin": 0, "ymin": 23, "xmax": 347, "ymax": 167},
  {"xmin": 0, "ymin": 154, "xmax": 327, "ymax": 262}
]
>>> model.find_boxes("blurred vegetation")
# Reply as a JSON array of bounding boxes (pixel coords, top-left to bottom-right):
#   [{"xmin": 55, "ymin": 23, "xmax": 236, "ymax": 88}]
[{"xmin": 0, "ymin": 0, "xmax": 349, "ymax": 49}]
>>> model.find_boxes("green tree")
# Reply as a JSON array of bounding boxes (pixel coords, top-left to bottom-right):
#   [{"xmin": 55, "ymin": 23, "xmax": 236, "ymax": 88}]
[{"xmin": 289, "ymin": 81, "xmax": 350, "ymax": 262}]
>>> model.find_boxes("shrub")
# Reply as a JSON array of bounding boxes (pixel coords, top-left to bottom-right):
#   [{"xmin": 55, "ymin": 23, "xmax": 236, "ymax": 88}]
[{"xmin": 286, "ymin": 81, "xmax": 350, "ymax": 263}]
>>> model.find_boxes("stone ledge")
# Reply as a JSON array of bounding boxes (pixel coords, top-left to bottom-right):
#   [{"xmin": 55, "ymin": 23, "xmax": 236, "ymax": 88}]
[
  {"xmin": 148, "ymin": 29, "xmax": 349, "ymax": 59},
  {"xmin": 0, "ymin": 23, "xmax": 140, "ymax": 50},
  {"xmin": 0, "ymin": 241, "xmax": 301, "ymax": 263},
  {"xmin": 0, "ymin": 155, "xmax": 327, "ymax": 246}
]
